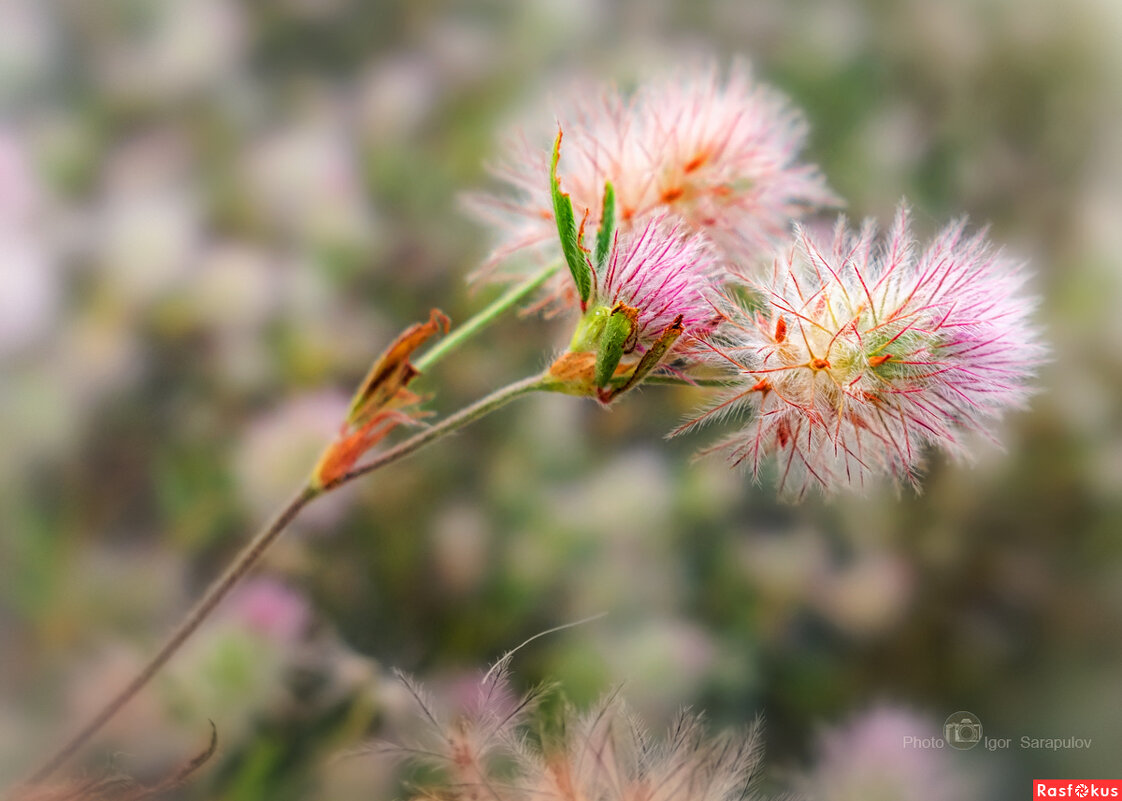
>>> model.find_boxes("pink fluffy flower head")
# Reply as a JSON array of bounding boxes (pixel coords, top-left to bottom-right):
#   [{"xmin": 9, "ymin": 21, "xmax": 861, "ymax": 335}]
[
  {"xmin": 541, "ymin": 124, "xmax": 725, "ymax": 403},
  {"xmin": 546, "ymin": 213, "xmax": 722, "ymax": 403},
  {"xmin": 630, "ymin": 60, "xmax": 840, "ymax": 259},
  {"xmin": 597, "ymin": 215, "xmax": 722, "ymax": 343},
  {"xmin": 681, "ymin": 203, "xmax": 1045, "ymax": 496},
  {"xmin": 468, "ymin": 60, "xmax": 837, "ymax": 306}
]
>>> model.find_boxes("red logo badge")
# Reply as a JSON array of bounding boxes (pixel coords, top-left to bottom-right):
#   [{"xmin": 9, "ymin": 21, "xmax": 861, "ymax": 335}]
[{"xmin": 1034, "ymin": 781, "xmax": 1122, "ymax": 798}]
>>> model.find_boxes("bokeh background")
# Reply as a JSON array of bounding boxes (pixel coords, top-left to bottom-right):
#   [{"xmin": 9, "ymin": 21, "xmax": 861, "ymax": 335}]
[{"xmin": 2, "ymin": 1, "xmax": 1121, "ymax": 799}]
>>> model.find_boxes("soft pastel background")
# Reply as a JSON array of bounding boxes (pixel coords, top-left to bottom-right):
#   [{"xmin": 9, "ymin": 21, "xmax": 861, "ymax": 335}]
[{"xmin": 1, "ymin": 1, "xmax": 1120, "ymax": 799}]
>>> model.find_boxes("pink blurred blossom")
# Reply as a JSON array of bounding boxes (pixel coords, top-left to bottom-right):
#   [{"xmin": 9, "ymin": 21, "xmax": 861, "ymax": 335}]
[
  {"xmin": 628, "ymin": 60, "xmax": 840, "ymax": 259},
  {"xmin": 800, "ymin": 705, "xmax": 970, "ymax": 801},
  {"xmin": 221, "ymin": 577, "xmax": 311, "ymax": 644},
  {"xmin": 469, "ymin": 59, "xmax": 837, "ymax": 303}
]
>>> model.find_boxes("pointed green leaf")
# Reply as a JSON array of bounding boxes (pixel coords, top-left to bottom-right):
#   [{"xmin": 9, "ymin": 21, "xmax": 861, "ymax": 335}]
[
  {"xmin": 550, "ymin": 129, "xmax": 592, "ymax": 305},
  {"xmin": 594, "ymin": 304, "xmax": 635, "ymax": 388},
  {"xmin": 594, "ymin": 181, "xmax": 615, "ymax": 271}
]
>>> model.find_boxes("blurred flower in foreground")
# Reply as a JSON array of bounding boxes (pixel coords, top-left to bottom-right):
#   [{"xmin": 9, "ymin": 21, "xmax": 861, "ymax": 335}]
[
  {"xmin": 682, "ymin": 203, "xmax": 1045, "ymax": 496},
  {"xmin": 798, "ymin": 705, "xmax": 973, "ymax": 801},
  {"xmin": 378, "ymin": 662, "xmax": 776, "ymax": 801},
  {"xmin": 470, "ymin": 60, "xmax": 837, "ymax": 297}
]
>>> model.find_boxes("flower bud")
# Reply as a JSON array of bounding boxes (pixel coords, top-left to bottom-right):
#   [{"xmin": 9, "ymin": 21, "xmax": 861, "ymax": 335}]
[{"xmin": 311, "ymin": 309, "xmax": 447, "ymax": 489}]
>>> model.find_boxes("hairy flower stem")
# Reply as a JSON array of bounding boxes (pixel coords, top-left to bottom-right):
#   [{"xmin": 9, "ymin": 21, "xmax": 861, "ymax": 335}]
[
  {"xmin": 21, "ymin": 374, "xmax": 550, "ymax": 788},
  {"xmin": 415, "ymin": 263, "xmax": 560, "ymax": 372},
  {"xmin": 631, "ymin": 375, "xmax": 728, "ymax": 388}
]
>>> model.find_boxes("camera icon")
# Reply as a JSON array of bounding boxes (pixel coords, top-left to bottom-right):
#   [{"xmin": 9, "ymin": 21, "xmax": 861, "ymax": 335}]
[{"xmin": 944, "ymin": 711, "xmax": 983, "ymax": 750}]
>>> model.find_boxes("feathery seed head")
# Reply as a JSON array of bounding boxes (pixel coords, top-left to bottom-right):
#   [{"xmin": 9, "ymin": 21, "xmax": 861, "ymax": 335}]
[{"xmin": 683, "ymin": 203, "xmax": 1046, "ymax": 496}]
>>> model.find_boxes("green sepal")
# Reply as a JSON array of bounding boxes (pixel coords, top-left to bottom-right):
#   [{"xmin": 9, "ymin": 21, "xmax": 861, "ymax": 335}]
[
  {"xmin": 594, "ymin": 304, "xmax": 635, "ymax": 388},
  {"xmin": 600, "ymin": 315, "xmax": 684, "ymax": 402},
  {"xmin": 568, "ymin": 305, "xmax": 611, "ymax": 352},
  {"xmin": 550, "ymin": 129, "xmax": 592, "ymax": 305},
  {"xmin": 594, "ymin": 181, "xmax": 615, "ymax": 272}
]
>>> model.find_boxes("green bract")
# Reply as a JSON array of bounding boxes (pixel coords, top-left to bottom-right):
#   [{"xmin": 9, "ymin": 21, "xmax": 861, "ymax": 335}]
[
  {"xmin": 602, "ymin": 316, "xmax": 684, "ymax": 401},
  {"xmin": 568, "ymin": 305, "xmax": 611, "ymax": 352},
  {"xmin": 594, "ymin": 304, "xmax": 636, "ymax": 388},
  {"xmin": 550, "ymin": 130, "xmax": 592, "ymax": 306},
  {"xmin": 594, "ymin": 181, "xmax": 615, "ymax": 272}
]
